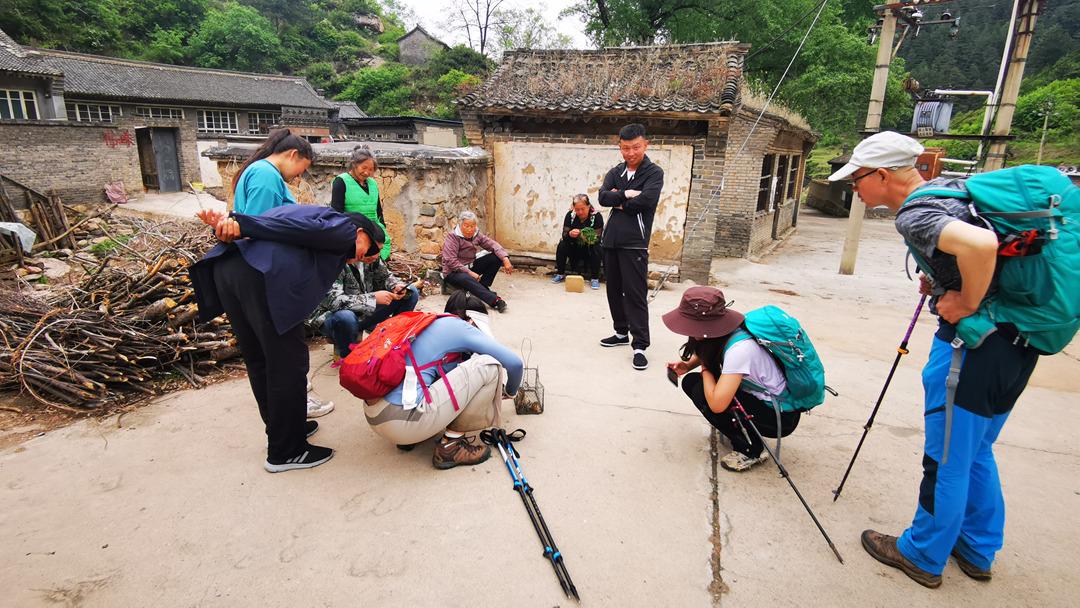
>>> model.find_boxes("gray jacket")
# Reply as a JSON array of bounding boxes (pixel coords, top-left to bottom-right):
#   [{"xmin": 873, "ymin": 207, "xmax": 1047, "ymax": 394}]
[{"xmin": 307, "ymin": 259, "xmax": 405, "ymax": 328}]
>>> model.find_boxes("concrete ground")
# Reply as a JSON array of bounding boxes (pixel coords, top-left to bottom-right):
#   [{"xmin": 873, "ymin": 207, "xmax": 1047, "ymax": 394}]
[
  {"xmin": 116, "ymin": 190, "xmax": 226, "ymax": 221},
  {"xmin": 1, "ymin": 211, "xmax": 1078, "ymax": 607}
]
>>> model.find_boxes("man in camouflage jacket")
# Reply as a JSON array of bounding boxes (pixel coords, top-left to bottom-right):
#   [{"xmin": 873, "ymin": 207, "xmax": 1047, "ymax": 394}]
[{"xmin": 308, "ymin": 256, "xmax": 419, "ymax": 359}]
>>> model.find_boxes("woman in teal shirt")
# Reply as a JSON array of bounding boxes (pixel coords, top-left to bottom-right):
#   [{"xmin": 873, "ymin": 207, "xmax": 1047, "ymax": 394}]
[
  {"xmin": 231, "ymin": 129, "xmax": 314, "ymax": 215},
  {"xmin": 330, "ymin": 147, "xmax": 391, "ymax": 260}
]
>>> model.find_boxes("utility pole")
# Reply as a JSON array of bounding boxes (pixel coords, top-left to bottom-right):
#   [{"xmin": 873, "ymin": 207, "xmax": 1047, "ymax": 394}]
[
  {"xmin": 838, "ymin": 9, "xmax": 897, "ymax": 275},
  {"xmin": 983, "ymin": 0, "xmax": 1044, "ymax": 171}
]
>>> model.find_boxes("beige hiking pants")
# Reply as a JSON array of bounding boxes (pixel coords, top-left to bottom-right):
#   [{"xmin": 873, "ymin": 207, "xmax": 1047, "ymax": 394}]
[{"xmin": 364, "ymin": 354, "xmax": 503, "ymax": 445}]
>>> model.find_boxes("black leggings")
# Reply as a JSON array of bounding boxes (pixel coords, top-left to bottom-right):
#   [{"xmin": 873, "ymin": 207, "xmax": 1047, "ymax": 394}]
[{"xmin": 681, "ymin": 372, "xmax": 800, "ymax": 458}]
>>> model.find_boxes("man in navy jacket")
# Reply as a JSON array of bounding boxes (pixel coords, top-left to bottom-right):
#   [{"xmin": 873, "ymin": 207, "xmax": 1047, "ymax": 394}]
[
  {"xmin": 190, "ymin": 205, "xmax": 384, "ymax": 473},
  {"xmin": 597, "ymin": 123, "xmax": 665, "ymax": 371}
]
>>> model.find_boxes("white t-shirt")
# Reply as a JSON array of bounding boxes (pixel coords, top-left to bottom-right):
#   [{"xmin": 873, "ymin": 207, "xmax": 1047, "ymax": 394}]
[{"xmin": 723, "ymin": 339, "xmax": 787, "ymax": 402}]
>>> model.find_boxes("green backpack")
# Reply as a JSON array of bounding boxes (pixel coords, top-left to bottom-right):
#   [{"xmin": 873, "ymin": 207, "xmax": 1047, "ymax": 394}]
[
  {"xmin": 901, "ymin": 165, "xmax": 1080, "ymax": 354},
  {"xmin": 725, "ymin": 305, "xmax": 829, "ymax": 413}
]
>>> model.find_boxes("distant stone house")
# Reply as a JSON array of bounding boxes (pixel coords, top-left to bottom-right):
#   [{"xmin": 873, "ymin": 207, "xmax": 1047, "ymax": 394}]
[
  {"xmin": 339, "ymin": 116, "xmax": 464, "ymax": 147},
  {"xmin": 0, "ymin": 28, "xmax": 333, "ymax": 204},
  {"xmin": 397, "ymin": 26, "xmax": 449, "ymax": 66},
  {"xmin": 456, "ymin": 43, "xmax": 816, "ymax": 282}
]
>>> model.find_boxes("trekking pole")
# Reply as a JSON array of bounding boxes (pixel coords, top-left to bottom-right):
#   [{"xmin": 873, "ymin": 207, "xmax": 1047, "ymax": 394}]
[
  {"xmin": 480, "ymin": 429, "xmax": 576, "ymax": 600},
  {"xmin": 732, "ymin": 398, "xmax": 845, "ymax": 564},
  {"xmin": 832, "ymin": 295, "xmax": 926, "ymax": 502},
  {"xmin": 498, "ymin": 429, "xmax": 580, "ymax": 601}
]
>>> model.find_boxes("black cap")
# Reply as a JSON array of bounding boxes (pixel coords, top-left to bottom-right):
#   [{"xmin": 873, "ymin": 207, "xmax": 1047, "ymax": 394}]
[{"xmin": 343, "ymin": 212, "xmax": 385, "ymax": 257}]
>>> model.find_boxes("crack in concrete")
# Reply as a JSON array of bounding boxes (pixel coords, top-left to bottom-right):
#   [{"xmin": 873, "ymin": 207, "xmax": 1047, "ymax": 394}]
[{"xmin": 708, "ymin": 427, "xmax": 729, "ymax": 605}]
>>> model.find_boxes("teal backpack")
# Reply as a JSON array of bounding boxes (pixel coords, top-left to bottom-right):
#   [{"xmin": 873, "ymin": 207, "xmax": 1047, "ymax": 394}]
[
  {"xmin": 725, "ymin": 305, "xmax": 830, "ymax": 413},
  {"xmin": 901, "ymin": 165, "xmax": 1080, "ymax": 355}
]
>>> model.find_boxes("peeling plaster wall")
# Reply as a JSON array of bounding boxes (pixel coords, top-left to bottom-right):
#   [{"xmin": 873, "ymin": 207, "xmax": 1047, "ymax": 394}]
[{"xmin": 491, "ymin": 141, "xmax": 693, "ymax": 264}]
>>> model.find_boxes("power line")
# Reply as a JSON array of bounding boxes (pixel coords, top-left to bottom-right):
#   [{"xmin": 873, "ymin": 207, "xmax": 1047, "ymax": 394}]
[
  {"xmin": 747, "ymin": 0, "xmax": 830, "ymax": 62},
  {"xmin": 650, "ymin": 0, "xmax": 832, "ymax": 298}
]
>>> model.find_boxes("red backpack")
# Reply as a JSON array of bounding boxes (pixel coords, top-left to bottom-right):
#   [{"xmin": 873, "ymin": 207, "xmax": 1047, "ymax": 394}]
[{"xmin": 338, "ymin": 311, "xmax": 462, "ymax": 409}]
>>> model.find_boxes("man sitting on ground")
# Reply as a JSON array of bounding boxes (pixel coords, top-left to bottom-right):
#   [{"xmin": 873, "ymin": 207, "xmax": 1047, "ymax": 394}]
[
  {"xmin": 551, "ymin": 193, "xmax": 604, "ymax": 289},
  {"xmin": 441, "ymin": 210, "xmax": 513, "ymax": 313},
  {"xmin": 308, "ymin": 250, "xmax": 419, "ymax": 362}
]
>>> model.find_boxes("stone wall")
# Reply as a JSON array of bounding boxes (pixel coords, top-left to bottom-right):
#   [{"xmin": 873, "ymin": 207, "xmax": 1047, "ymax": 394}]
[{"xmin": 207, "ymin": 142, "xmax": 490, "ymax": 261}]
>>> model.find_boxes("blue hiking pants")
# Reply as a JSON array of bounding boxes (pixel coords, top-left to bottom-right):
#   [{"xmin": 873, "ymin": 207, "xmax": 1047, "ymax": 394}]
[{"xmin": 897, "ymin": 331, "xmax": 1037, "ymax": 575}]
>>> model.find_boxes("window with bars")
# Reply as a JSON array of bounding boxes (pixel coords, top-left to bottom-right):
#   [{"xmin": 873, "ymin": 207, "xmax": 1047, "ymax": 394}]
[
  {"xmin": 197, "ymin": 110, "xmax": 239, "ymax": 133},
  {"xmin": 787, "ymin": 155, "xmax": 801, "ymax": 202},
  {"xmin": 0, "ymin": 89, "xmax": 39, "ymax": 120},
  {"xmin": 135, "ymin": 106, "xmax": 184, "ymax": 120},
  {"xmin": 67, "ymin": 103, "xmax": 122, "ymax": 123},
  {"xmin": 756, "ymin": 154, "xmax": 776, "ymax": 212},
  {"xmin": 247, "ymin": 111, "xmax": 281, "ymax": 134}
]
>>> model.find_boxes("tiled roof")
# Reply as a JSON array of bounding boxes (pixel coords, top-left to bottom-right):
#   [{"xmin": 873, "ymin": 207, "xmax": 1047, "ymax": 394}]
[
  {"xmin": 457, "ymin": 43, "xmax": 749, "ymax": 116},
  {"xmin": 332, "ymin": 101, "xmax": 367, "ymax": 119},
  {"xmin": 0, "ymin": 29, "xmax": 62, "ymax": 76},
  {"xmin": 33, "ymin": 48, "xmax": 333, "ymax": 109},
  {"xmin": 397, "ymin": 26, "xmax": 449, "ymax": 48}
]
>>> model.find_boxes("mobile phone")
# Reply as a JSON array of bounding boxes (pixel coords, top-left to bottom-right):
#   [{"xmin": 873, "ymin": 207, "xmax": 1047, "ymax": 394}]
[{"xmin": 667, "ymin": 367, "xmax": 679, "ymax": 386}]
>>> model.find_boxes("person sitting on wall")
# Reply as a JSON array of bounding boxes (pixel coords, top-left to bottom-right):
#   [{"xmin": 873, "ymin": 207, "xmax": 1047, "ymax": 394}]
[
  {"xmin": 551, "ymin": 193, "xmax": 604, "ymax": 290},
  {"xmin": 330, "ymin": 147, "xmax": 392, "ymax": 260},
  {"xmin": 307, "ymin": 250, "xmax": 420, "ymax": 362},
  {"xmin": 441, "ymin": 210, "xmax": 513, "ymax": 313}
]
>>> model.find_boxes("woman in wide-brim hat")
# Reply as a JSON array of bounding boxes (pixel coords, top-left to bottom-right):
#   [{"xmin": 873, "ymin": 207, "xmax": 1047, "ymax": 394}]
[{"xmin": 663, "ymin": 287, "xmax": 802, "ymax": 472}]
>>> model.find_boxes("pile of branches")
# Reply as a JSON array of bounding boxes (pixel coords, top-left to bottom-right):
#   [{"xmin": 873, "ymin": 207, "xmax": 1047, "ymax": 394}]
[{"xmin": 0, "ymin": 215, "xmax": 240, "ymax": 411}]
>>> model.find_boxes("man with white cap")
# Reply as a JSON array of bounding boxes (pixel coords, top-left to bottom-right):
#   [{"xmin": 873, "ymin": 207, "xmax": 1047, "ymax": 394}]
[{"xmin": 829, "ymin": 132, "xmax": 1038, "ymax": 587}]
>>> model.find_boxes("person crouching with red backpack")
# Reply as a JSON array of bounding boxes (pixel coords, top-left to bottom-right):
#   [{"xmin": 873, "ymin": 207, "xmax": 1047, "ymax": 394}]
[{"xmin": 359, "ymin": 304, "xmax": 523, "ymax": 469}]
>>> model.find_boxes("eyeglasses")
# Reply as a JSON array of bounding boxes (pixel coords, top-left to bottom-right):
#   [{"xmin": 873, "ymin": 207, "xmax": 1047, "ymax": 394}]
[{"xmin": 850, "ymin": 169, "xmax": 880, "ymax": 185}]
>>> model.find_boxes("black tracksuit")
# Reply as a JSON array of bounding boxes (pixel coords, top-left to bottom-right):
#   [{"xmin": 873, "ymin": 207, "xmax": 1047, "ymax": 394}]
[
  {"xmin": 556, "ymin": 209, "xmax": 604, "ymax": 279},
  {"xmin": 597, "ymin": 155, "xmax": 664, "ymax": 350}
]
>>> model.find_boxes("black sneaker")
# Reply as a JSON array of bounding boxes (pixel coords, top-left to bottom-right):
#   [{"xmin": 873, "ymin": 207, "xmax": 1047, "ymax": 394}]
[
  {"xmin": 632, "ymin": 351, "xmax": 649, "ymax": 370},
  {"xmin": 599, "ymin": 334, "xmax": 630, "ymax": 347},
  {"xmin": 264, "ymin": 444, "xmax": 334, "ymax": 473},
  {"xmin": 492, "ymin": 298, "xmax": 507, "ymax": 313},
  {"xmin": 306, "ymin": 420, "xmax": 318, "ymax": 438}
]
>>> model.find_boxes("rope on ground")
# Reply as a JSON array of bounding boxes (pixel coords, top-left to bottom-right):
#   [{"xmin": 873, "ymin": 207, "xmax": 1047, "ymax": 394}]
[{"xmin": 648, "ymin": 0, "xmax": 832, "ymax": 301}]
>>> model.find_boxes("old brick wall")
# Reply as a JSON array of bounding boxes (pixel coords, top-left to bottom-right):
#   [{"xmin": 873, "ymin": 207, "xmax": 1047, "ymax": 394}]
[
  {"xmin": 0, "ymin": 111, "xmax": 201, "ymax": 206},
  {"xmin": 713, "ymin": 113, "xmax": 779, "ymax": 258},
  {"xmin": 0, "ymin": 122, "xmax": 140, "ymax": 205}
]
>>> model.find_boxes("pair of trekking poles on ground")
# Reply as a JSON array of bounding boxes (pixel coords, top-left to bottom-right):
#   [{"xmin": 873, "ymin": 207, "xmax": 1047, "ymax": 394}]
[
  {"xmin": 480, "ymin": 428, "xmax": 580, "ymax": 601},
  {"xmin": 480, "ymin": 296, "xmax": 925, "ymax": 587},
  {"xmin": 730, "ymin": 295, "xmax": 927, "ymax": 565}
]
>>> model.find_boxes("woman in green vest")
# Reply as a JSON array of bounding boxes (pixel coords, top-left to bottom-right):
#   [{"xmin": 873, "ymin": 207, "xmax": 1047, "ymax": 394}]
[{"xmin": 331, "ymin": 147, "xmax": 391, "ymax": 259}]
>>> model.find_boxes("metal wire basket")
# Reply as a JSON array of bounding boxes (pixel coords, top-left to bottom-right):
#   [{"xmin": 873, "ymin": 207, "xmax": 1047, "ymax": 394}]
[{"xmin": 514, "ymin": 340, "xmax": 544, "ymax": 415}]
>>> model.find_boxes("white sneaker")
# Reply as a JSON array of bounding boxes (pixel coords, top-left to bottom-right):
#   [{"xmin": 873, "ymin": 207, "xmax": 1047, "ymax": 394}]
[
  {"xmin": 720, "ymin": 450, "xmax": 769, "ymax": 472},
  {"xmin": 306, "ymin": 395, "xmax": 334, "ymax": 418}
]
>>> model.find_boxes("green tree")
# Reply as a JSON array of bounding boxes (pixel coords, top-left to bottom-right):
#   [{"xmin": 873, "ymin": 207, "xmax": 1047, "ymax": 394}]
[
  {"xmin": 494, "ymin": 7, "xmax": 572, "ymax": 54},
  {"xmin": 188, "ymin": 2, "xmax": 285, "ymax": 72},
  {"xmin": 336, "ymin": 63, "xmax": 411, "ymax": 110},
  {"xmin": 140, "ymin": 28, "xmax": 190, "ymax": 64},
  {"xmin": 426, "ymin": 45, "xmax": 493, "ymax": 78}
]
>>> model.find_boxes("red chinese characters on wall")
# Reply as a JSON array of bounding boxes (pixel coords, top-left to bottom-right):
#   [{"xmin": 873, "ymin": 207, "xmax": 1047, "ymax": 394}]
[{"xmin": 103, "ymin": 130, "xmax": 135, "ymax": 148}]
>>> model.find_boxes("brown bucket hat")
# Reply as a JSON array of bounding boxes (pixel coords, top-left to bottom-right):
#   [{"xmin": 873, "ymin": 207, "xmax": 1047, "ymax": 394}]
[{"xmin": 662, "ymin": 287, "xmax": 745, "ymax": 339}]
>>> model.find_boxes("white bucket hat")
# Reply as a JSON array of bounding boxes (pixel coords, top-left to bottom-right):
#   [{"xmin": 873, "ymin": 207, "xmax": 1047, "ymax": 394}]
[{"xmin": 828, "ymin": 131, "xmax": 925, "ymax": 181}]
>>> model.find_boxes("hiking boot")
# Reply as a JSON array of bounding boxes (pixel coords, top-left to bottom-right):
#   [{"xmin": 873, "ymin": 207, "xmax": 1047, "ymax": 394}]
[
  {"xmin": 551, "ymin": 274, "xmax": 565, "ymax": 284},
  {"xmin": 432, "ymin": 435, "xmax": 491, "ymax": 470},
  {"xmin": 861, "ymin": 530, "xmax": 942, "ymax": 589},
  {"xmin": 632, "ymin": 351, "xmax": 649, "ymax": 370},
  {"xmin": 492, "ymin": 298, "xmax": 508, "ymax": 313},
  {"xmin": 599, "ymin": 334, "xmax": 630, "ymax": 347},
  {"xmin": 720, "ymin": 450, "xmax": 769, "ymax": 472},
  {"xmin": 264, "ymin": 444, "xmax": 334, "ymax": 473},
  {"xmin": 591, "ymin": 278, "xmax": 600, "ymax": 290},
  {"xmin": 951, "ymin": 548, "xmax": 992, "ymax": 581},
  {"xmin": 305, "ymin": 420, "xmax": 319, "ymax": 438},
  {"xmin": 306, "ymin": 395, "xmax": 334, "ymax": 418}
]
